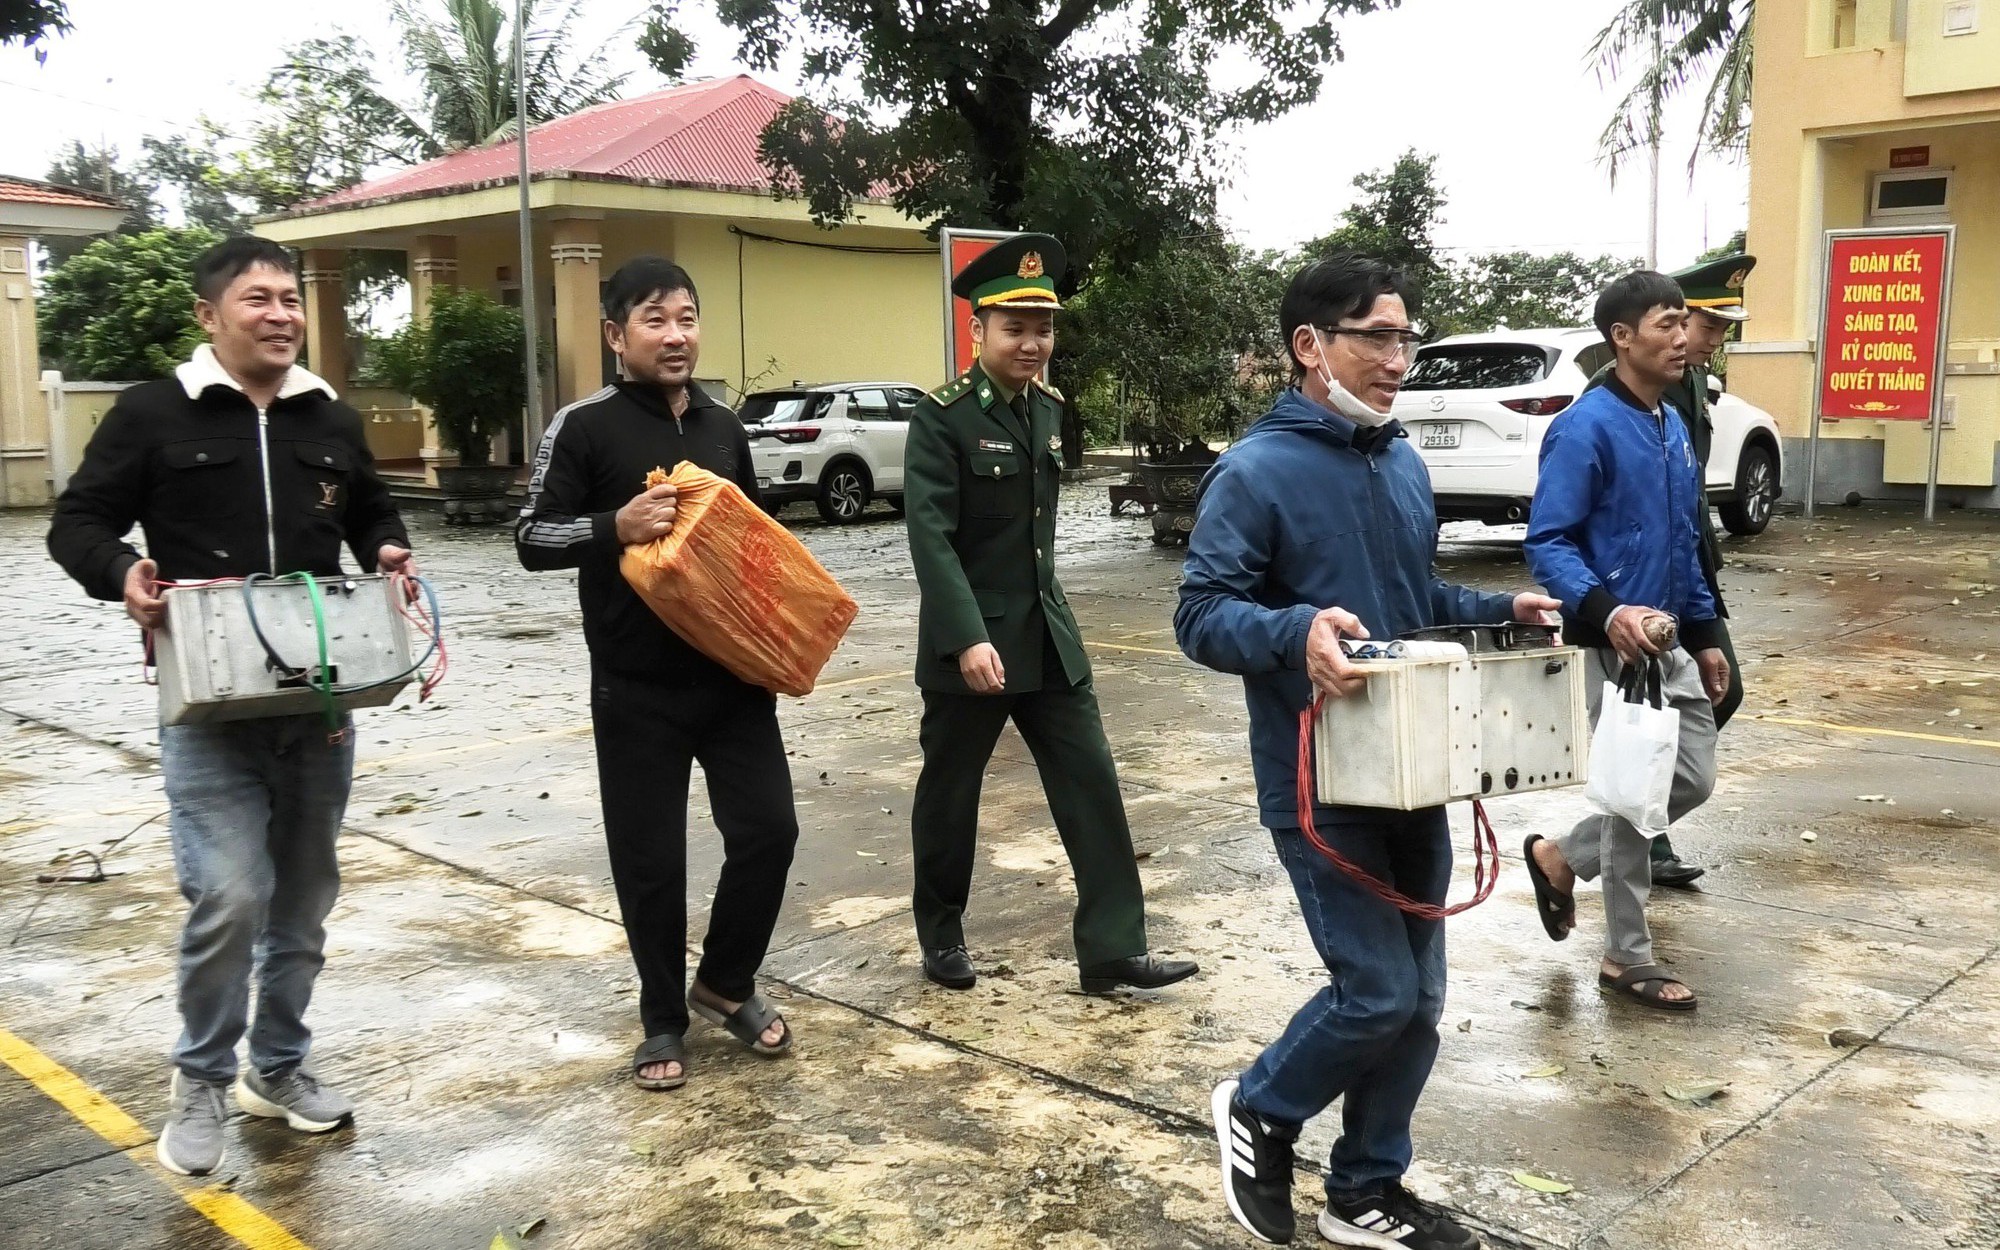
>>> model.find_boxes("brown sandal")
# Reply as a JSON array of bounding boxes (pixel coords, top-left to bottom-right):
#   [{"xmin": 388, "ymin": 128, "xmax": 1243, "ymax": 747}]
[{"xmin": 1599, "ymin": 963, "xmax": 1698, "ymax": 1011}]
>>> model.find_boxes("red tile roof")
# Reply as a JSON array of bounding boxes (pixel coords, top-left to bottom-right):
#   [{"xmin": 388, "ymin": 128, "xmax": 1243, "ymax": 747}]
[
  {"xmin": 295, "ymin": 76, "xmax": 802, "ymax": 214},
  {"xmin": 0, "ymin": 177, "xmax": 123, "ymax": 210}
]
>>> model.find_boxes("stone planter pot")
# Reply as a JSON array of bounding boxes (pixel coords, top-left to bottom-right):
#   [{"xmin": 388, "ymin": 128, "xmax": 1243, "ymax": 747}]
[{"xmin": 436, "ymin": 464, "xmax": 515, "ymax": 525}]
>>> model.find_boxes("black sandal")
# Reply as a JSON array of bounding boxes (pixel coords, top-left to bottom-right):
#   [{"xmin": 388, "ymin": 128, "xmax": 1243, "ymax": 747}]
[
  {"xmin": 1523, "ymin": 835, "xmax": 1574, "ymax": 942},
  {"xmin": 689, "ymin": 986, "xmax": 792, "ymax": 1056},
  {"xmin": 631, "ymin": 1034, "xmax": 687, "ymax": 1090},
  {"xmin": 1599, "ymin": 963, "xmax": 1698, "ymax": 1012}
]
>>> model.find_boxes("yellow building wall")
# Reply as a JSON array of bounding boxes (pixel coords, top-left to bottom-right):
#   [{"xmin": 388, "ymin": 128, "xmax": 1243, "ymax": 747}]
[
  {"xmin": 1734, "ymin": 0, "xmax": 2000, "ymax": 499},
  {"xmin": 0, "ymin": 236, "xmax": 48, "ymax": 506},
  {"xmin": 422, "ymin": 214, "xmax": 945, "ymax": 409},
  {"xmin": 1906, "ymin": 0, "xmax": 2000, "ymax": 95},
  {"xmin": 671, "ymin": 217, "xmax": 945, "ymax": 399}
]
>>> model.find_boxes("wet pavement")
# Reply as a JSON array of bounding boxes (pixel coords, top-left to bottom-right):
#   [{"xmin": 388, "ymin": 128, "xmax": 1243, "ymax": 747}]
[{"xmin": 2, "ymin": 489, "xmax": 1997, "ymax": 1250}]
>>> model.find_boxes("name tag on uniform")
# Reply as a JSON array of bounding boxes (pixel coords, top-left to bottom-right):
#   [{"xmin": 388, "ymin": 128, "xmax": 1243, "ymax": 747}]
[{"xmin": 978, "ymin": 439, "xmax": 1014, "ymax": 452}]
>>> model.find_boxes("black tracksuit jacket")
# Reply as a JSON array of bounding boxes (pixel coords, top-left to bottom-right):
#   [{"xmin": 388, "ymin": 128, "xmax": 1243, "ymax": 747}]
[{"xmin": 514, "ymin": 381, "xmax": 763, "ymax": 684}]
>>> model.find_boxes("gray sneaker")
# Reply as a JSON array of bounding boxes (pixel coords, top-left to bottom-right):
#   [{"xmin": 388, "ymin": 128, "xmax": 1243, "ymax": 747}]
[
  {"xmin": 158, "ymin": 1071, "xmax": 228, "ymax": 1176},
  {"xmin": 235, "ymin": 1067, "xmax": 354, "ymax": 1133}
]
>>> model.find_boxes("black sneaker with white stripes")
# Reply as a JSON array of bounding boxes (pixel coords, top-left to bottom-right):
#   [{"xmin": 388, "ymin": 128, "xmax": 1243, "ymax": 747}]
[
  {"xmin": 1319, "ymin": 1182, "xmax": 1480, "ymax": 1249},
  {"xmin": 1211, "ymin": 1078, "xmax": 1298, "ymax": 1243}
]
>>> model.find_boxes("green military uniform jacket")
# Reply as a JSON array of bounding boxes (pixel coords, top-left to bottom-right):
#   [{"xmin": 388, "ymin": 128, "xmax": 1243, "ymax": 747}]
[
  {"xmin": 1586, "ymin": 361, "xmax": 1727, "ymax": 615},
  {"xmin": 904, "ymin": 362, "xmax": 1090, "ymax": 694}
]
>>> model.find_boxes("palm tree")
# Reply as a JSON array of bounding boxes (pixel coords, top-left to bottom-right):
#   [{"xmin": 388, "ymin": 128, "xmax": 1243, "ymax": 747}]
[
  {"xmin": 393, "ymin": 0, "xmax": 632, "ymax": 153},
  {"xmin": 1590, "ymin": 0, "xmax": 1754, "ymax": 176}
]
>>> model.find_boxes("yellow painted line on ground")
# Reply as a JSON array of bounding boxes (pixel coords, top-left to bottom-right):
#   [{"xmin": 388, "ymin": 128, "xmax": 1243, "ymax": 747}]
[
  {"xmin": 813, "ymin": 670, "xmax": 904, "ymax": 690},
  {"xmin": 1089, "ymin": 641, "xmax": 1187, "ymax": 659},
  {"xmin": 356, "ymin": 724, "xmax": 589, "ymax": 771},
  {"xmin": 0, "ymin": 1027, "xmax": 312, "ymax": 1250},
  {"xmin": 1753, "ymin": 714, "xmax": 2000, "ymax": 752}
]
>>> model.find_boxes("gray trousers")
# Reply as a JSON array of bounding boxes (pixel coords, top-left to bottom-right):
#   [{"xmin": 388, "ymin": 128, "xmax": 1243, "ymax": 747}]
[{"xmin": 1558, "ymin": 647, "xmax": 1717, "ymax": 966}]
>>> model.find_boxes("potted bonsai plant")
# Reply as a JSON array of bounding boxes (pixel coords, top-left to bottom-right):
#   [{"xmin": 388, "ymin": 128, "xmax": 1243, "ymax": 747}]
[{"xmin": 377, "ymin": 285, "xmax": 529, "ymax": 524}]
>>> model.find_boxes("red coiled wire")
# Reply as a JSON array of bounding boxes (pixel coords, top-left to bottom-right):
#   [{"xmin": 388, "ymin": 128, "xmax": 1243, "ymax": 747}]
[{"xmin": 1295, "ymin": 695, "xmax": 1500, "ymax": 920}]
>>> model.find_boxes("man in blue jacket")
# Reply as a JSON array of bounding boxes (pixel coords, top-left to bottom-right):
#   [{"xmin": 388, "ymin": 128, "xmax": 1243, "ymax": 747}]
[
  {"xmin": 1179, "ymin": 253, "xmax": 1558, "ymax": 1249},
  {"xmin": 1522, "ymin": 271, "xmax": 1731, "ymax": 1014}
]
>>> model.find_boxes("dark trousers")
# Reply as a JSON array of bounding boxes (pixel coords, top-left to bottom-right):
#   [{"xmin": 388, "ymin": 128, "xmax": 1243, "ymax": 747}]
[
  {"xmin": 1238, "ymin": 814, "xmax": 1450, "ymax": 1197},
  {"xmin": 909, "ymin": 664, "xmax": 1148, "ymax": 966},
  {"xmin": 590, "ymin": 667, "xmax": 799, "ymax": 1039}
]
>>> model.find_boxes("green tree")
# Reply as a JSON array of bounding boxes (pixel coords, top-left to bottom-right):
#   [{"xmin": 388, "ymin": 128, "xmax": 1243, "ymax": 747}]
[
  {"xmin": 1062, "ymin": 242, "xmax": 1287, "ymax": 453},
  {"xmin": 140, "ymin": 132, "xmax": 252, "ymax": 233},
  {"xmin": 1, "ymin": 0, "xmax": 68, "ymax": 52},
  {"xmin": 1591, "ymin": 0, "xmax": 1753, "ymax": 174},
  {"xmin": 375, "ymin": 286, "xmax": 528, "ymax": 466},
  {"xmin": 1695, "ymin": 227, "xmax": 1748, "ymax": 263},
  {"xmin": 1429, "ymin": 251, "xmax": 1640, "ymax": 336},
  {"xmin": 393, "ymin": 0, "xmax": 630, "ymax": 150},
  {"xmin": 720, "ymin": 0, "xmax": 1391, "ymax": 273},
  {"xmin": 41, "ymin": 142, "xmax": 162, "ymax": 267},
  {"xmin": 637, "ymin": 1, "xmax": 696, "ymax": 81},
  {"xmin": 1303, "ymin": 150, "xmax": 1448, "ymax": 294},
  {"xmin": 38, "ymin": 227, "xmax": 221, "ymax": 380}
]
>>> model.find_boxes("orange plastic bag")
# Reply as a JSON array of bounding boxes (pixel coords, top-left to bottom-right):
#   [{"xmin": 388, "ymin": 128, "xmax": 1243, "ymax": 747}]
[{"xmin": 620, "ymin": 462, "xmax": 859, "ymax": 696}]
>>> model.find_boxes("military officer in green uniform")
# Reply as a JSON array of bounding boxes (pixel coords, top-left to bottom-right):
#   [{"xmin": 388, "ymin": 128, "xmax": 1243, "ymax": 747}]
[
  {"xmin": 1582, "ymin": 251, "xmax": 1756, "ymax": 889},
  {"xmin": 903, "ymin": 233, "xmax": 1198, "ymax": 996}
]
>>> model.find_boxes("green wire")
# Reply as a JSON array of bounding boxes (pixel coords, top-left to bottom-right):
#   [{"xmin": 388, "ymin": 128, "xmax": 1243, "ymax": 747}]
[{"xmin": 279, "ymin": 571, "xmax": 340, "ymax": 734}]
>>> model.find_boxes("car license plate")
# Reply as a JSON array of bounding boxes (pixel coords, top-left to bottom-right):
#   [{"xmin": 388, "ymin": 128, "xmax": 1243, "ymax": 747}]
[{"xmin": 1420, "ymin": 422, "xmax": 1461, "ymax": 450}]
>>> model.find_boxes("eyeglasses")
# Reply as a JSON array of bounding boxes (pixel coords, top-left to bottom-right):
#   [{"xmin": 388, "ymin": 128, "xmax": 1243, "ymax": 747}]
[{"xmin": 1318, "ymin": 326, "xmax": 1424, "ymax": 362}]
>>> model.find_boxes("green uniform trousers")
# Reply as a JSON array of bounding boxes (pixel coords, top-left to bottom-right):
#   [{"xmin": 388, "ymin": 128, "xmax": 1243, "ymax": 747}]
[{"xmin": 909, "ymin": 641, "xmax": 1148, "ymax": 966}]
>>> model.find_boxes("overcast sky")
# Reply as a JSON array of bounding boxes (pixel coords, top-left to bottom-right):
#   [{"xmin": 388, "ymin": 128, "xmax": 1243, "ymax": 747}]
[{"xmin": 0, "ymin": 0, "xmax": 1747, "ymax": 269}]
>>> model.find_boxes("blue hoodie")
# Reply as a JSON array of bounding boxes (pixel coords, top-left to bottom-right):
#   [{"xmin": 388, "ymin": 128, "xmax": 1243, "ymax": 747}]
[
  {"xmin": 1523, "ymin": 372, "xmax": 1722, "ymax": 656},
  {"xmin": 1174, "ymin": 388, "xmax": 1519, "ymax": 830}
]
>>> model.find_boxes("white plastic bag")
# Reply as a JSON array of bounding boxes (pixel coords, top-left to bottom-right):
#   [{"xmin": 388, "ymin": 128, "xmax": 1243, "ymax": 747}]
[{"xmin": 1583, "ymin": 657, "xmax": 1678, "ymax": 834}]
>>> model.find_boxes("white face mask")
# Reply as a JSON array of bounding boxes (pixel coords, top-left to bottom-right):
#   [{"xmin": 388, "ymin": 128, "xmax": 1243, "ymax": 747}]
[{"xmin": 1310, "ymin": 328, "xmax": 1393, "ymax": 427}]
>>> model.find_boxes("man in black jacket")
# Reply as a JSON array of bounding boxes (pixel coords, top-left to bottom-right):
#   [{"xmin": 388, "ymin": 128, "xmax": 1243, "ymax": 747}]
[
  {"xmin": 516, "ymin": 256, "xmax": 798, "ymax": 1092},
  {"xmin": 47, "ymin": 236, "xmax": 413, "ymax": 1178}
]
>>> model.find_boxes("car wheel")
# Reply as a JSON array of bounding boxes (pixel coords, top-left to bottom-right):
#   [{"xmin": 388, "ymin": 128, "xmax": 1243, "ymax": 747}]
[
  {"xmin": 1718, "ymin": 443, "xmax": 1777, "ymax": 536},
  {"xmin": 816, "ymin": 462, "xmax": 872, "ymax": 524}
]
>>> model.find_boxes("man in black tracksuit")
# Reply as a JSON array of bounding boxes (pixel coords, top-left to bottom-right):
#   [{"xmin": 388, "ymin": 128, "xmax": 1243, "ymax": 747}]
[{"xmin": 515, "ymin": 256, "xmax": 798, "ymax": 1091}]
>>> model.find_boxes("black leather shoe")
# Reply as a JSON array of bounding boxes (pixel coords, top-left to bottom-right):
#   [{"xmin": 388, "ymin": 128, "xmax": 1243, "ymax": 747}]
[
  {"xmin": 1651, "ymin": 857, "xmax": 1707, "ymax": 889},
  {"xmin": 1079, "ymin": 954, "xmax": 1198, "ymax": 994},
  {"xmin": 923, "ymin": 945, "xmax": 976, "ymax": 990}
]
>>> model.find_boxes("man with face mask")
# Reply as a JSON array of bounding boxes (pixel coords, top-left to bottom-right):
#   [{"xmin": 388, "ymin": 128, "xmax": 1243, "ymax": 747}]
[
  {"xmin": 903, "ymin": 232, "xmax": 1196, "ymax": 997},
  {"xmin": 1178, "ymin": 253, "xmax": 1558, "ymax": 1248}
]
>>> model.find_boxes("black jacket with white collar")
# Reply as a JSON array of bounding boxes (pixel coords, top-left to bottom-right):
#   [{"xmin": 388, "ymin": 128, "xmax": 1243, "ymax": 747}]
[{"xmin": 47, "ymin": 346, "xmax": 410, "ymax": 602}]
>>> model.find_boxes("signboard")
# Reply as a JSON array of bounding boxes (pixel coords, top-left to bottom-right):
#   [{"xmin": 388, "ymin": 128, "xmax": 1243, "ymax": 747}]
[
  {"xmin": 1806, "ymin": 226, "xmax": 1956, "ymax": 521},
  {"xmin": 939, "ymin": 228, "xmax": 1010, "ymax": 380},
  {"xmin": 1816, "ymin": 231, "xmax": 1949, "ymax": 420},
  {"xmin": 1888, "ymin": 145, "xmax": 1931, "ymax": 169}
]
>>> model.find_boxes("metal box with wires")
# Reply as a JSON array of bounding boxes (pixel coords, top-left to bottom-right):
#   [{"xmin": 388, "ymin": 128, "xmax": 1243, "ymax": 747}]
[
  {"xmin": 1313, "ymin": 624, "xmax": 1589, "ymax": 811},
  {"xmin": 154, "ymin": 576, "xmax": 417, "ymax": 726}
]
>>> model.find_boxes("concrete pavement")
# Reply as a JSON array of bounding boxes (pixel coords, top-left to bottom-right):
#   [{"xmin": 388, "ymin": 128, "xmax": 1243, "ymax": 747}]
[{"xmin": 2, "ymin": 492, "xmax": 1997, "ymax": 1249}]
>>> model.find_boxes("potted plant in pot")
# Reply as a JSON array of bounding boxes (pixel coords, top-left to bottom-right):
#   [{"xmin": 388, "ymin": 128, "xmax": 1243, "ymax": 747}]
[{"xmin": 377, "ymin": 286, "xmax": 529, "ymax": 524}]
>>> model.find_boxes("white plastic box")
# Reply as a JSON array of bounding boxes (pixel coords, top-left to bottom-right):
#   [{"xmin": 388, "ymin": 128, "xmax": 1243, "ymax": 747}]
[
  {"xmin": 155, "ymin": 576, "xmax": 416, "ymax": 726},
  {"xmin": 1313, "ymin": 632, "xmax": 1589, "ymax": 810}
]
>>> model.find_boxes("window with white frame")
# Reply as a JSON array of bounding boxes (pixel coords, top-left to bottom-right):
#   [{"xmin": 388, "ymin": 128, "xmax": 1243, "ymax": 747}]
[{"xmin": 1868, "ymin": 168, "xmax": 1952, "ymax": 220}]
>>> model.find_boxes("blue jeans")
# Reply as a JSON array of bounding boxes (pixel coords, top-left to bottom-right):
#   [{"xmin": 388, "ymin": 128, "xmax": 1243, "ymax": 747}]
[
  {"xmin": 1237, "ymin": 812, "xmax": 1450, "ymax": 1196},
  {"xmin": 161, "ymin": 714, "xmax": 353, "ymax": 1084}
]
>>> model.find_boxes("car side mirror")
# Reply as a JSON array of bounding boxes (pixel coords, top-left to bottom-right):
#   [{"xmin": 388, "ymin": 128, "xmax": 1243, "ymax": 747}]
[{"xmin": 1705, "ymin": 373, "xmax": 1724, "ymax": 401}]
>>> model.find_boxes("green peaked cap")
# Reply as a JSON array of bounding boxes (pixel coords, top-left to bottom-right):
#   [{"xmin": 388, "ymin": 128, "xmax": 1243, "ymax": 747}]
[
  {"xmin": 952, "ymin": 233, "xmax": 1066, "ymax": 311},
  {"xmin": 1671, "ymin": 251, "xmax": 1757, "ymax": 322}
]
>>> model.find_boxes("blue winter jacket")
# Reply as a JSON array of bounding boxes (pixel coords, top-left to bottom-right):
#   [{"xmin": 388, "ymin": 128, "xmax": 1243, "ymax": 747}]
[
  {"xmin": 1174, "ymin": 388, "xmax": 1519, "ymax": 830},
  {"xmin": 1523, "ymin": 372, "xmax": 1722, "ymax": 655}
]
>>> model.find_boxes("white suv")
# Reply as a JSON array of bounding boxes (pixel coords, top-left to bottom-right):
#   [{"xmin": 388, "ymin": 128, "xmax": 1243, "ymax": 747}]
[
  {"xmin": 1393, "ymin": 328, "xmax": 1784, "ymax": 536},
  {"xmin": 738, "ymin": 382, "xmax": 928, "ymax": 523}
]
